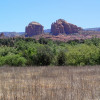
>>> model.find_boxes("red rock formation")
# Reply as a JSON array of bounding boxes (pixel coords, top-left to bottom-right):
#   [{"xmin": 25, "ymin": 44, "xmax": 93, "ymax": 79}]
[
  {"xmin": 0, "ymin": 32, "xmax": 5, "ymax": 37},
  {"xmin": 25, "ymin": 22, "xmax": 44, "ymax": 37},
  {"xmin": 51, "ymin": 19, "xmax": 82, "ymax": 35}
]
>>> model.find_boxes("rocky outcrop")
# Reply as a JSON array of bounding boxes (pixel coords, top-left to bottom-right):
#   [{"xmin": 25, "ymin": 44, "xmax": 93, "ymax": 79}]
[
  {"xmin": 25, "ymin": 22, "xmax": 44, "ymax": 37},
  {"xmin": 0, "ymin": 32, "xmax": 5, "ymax": 37},
  {"xmin": 51, "ymin": 19, "xmax": 82, "ymax": 35}
]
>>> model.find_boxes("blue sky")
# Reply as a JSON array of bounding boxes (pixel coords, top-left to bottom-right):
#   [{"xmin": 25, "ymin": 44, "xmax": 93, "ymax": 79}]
[{"xmin": 0, "ymin": 0, "xmax": 100, "ymax": 32}]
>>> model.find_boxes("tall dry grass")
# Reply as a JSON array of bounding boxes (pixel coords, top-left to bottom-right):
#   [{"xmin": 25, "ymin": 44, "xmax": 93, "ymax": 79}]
[{"xmin": 0, "ymin": 66, "xmax": 100, "ymax": 100}]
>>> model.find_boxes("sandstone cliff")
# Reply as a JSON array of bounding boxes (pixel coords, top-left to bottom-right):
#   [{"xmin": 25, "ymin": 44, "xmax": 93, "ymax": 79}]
[
  {"xmin": 25, "ymin": 22, "xmax": 44, "ymax": 37},
  {"xmin": 51, "ymin": 19, "xmax": 82, "ymax": 35}
]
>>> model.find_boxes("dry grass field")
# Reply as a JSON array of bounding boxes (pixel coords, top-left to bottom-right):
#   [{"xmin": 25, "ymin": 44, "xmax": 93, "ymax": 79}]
[{"xmin": 0, "ymin": 66, "xmax": 100, "ymax": 100}]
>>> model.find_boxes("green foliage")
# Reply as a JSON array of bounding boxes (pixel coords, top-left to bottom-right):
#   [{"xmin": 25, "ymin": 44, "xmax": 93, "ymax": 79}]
[
  {"xmin": 0, "ymin": 37, "xmax": 100, "ymax": 66},
  {"xmin": 23, "ymin": 45, "xmax": 37, "ymax": 65},
  {"xmin": 0, "ymin": 56, "xmax": 5, "ymax": 66},
  {"xmin": 67, "ymin": 39, "xmax": 84, "ymax": 45},
  {"xmin": 0, "ymin": 46, "xmax": 17, "ymax": 56},
  {"xmin": 66, "ymin": 44, "xmax": 100, "ymax": 66},
  {"xmin": 0, "ymin": 38, "xmax": 14, "ymax": 46},
  {"xmin": 5, "ymin": 54, "xmax": 26, "ymax": 66},
  {"xmin": 24, "ymin": 38, "xmax": 37, "ymax": 42},
  {"xmin": 32, "ymin": 45, "xmax": 54, "ymax": 66},
  {"xmin": 38, "ymin": 38, "xmax": 53, "ymax": 44},
  {"xmin": 85, "ymin": 37, "xmax": 100, "ymax": 46},
  {"xmin": 57, "ymin": 50, "xmax": 66, "ymax": 66}
]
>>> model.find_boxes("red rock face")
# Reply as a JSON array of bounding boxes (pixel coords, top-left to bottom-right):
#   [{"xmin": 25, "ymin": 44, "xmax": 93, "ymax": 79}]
[
  {"xmin": 51, "ymin": 19, "xmax": 82, "ymax": 35},
  {"xmin": 25, "ymin": 22, "xmax": 44, "ymax": 37}
]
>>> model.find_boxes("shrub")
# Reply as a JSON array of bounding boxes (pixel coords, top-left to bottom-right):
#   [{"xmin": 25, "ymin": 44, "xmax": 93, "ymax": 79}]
[
  {"xmin": 0, "ymin": 37, "xmax": 100, "ymax": 66},
  {"xmin": 24, "ymin": 47, "xmax": 37, "ymax": 65},
  {"xmin": 5, "ymin": 54, "xmax": 26, "ymax": 66},
  {"xmin": 32, "ymin": 45, "xmax": 53, "ymax": 66},
  {"xmin": 66, "ymin": 44, "xmax": 100, "ymax": 66},
  {"xmin": 57, "ymin": 50, "xmax": 66, "ymax": 66},
  {"xmin": 0, "ymin": 56, "xmax": 6, "ymax": 66},
  {"xmin": 38, "ymin": 38, "xmax": 49, "ymax": 44},
  {"xmin": 0, "ymin": 47, "xmax": 17, "ymax": 56}
]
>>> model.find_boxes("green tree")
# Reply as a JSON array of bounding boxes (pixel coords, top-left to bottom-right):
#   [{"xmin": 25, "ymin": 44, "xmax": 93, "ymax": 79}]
[
  {"xmin": 57, "ymin": 50, "xmax": 66, "ymax": 66},
  {"xmin": 32, "ymin": 45, "xmax": 53, "ymax": 66}
]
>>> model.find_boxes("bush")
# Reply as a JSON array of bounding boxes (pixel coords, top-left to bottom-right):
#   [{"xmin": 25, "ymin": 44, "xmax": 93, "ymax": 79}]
[
  {"xmin": 66, "ymin": 44, "xmax": 100, "ymax": 66},
  {"xmin": 0, "ymin": 47, "xmax": 17, "ymax": 56},
  {"xmin": 0, "ymin": 37, "xmax": 100, "ymax": 66},
  {"xmin": 38, "ymin": 38, "xmax": 49, "ymax": 44},
  {"xmin": 5, "ymin": 54, "xmax": 26, "ymax": 66},
  {"xmin": 23, "ymin": 47, "xmax": 37, "ymax": 65},
  {"xmin": 32, "ymin": 45, "xmax": 53, "ymax": 66},
  {"xmin": 0, "ymin": 56, "xmax": 6, "ymax": 66},
  {"xmin": 57, "ymin": 50, "xmax": 66, "ymax": 66}
]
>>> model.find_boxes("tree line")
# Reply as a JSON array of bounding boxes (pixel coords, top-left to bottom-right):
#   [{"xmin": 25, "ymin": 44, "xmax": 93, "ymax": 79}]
[{"xmin": 0, "ymin": 37, "xmax": 100, "ymax": 66}]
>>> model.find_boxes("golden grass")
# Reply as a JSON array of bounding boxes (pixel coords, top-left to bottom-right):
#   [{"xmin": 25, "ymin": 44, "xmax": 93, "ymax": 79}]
[{"xmin": 0, "ymin": 66, "xmax": 100, "ymax": 100}]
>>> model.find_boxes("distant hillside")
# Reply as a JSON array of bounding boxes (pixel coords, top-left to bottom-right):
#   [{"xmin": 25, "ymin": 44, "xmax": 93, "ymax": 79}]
[
  {"xmin": 0, "ymin": 32, "xmax": 25, "ymax": 37},
  {"xmin": 1, "ymin": 27, "xmax": 100, "ymax": 37},
  {"xmin": 0, "ymin": 30, "xmax": 51, "ymax": 37},
  {"xmin": 44, "ymin": 29, "xmax": 51, "ymax": 33},
  {"xmin": 84, "ymin": 27, "xmax": 100, "ymax": 31}
]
